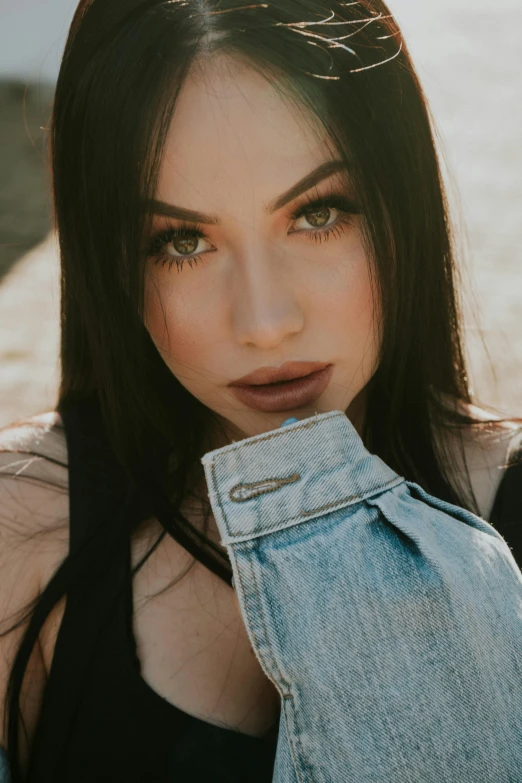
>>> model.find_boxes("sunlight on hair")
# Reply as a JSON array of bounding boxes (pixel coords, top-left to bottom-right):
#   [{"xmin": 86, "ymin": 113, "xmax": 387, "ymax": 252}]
[{"xmin": 273, "ymin": 8, "xmax": 402, "ymax": 76}]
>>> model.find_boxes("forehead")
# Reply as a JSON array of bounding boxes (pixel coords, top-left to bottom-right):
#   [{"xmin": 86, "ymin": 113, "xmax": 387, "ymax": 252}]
[{"xmin": 157, "ymin": 55, "xmax": 333, "ymax": 206}]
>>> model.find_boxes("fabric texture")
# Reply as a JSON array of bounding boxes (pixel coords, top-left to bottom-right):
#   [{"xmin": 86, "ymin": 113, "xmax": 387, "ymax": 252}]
[{"xmin": 201, "ymin": 410, "xmax": 522, "ymax": 783}]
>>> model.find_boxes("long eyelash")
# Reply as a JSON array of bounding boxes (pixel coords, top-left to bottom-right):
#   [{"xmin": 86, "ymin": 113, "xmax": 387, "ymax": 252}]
[
  {"xmin": 147, "ymin": 220, "xmax": 207, "ymax": 272},
  {"xmin": 287, "ymin": 189, "xmax": 360, "ymax": 222},
  {"xmin": 287, "ymin": 190, "xmax": 361, "ymax": 245},
  {"xmin": 147, "ymin": 189, "xmax": 361, "ymax": 271}
]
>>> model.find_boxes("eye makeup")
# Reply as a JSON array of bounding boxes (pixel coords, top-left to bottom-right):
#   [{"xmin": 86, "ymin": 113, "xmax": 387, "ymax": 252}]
[{"xmin": 146, "ymin": 186, "xmax": 361, "ymax": 272}]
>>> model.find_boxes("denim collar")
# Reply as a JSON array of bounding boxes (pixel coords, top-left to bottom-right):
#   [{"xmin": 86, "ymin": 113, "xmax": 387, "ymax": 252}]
[{"xmin": 201, "ymin": 410, "xmax": 403, "ymax": 545}]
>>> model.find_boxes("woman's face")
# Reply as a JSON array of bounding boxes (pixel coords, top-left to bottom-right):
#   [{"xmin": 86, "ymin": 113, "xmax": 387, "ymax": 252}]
[{"xmin": 144, "ymin": 55, "xmax": 381, "ymax": 443}]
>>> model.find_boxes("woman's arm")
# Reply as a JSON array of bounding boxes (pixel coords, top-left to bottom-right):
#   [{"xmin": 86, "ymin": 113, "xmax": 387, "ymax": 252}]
[{"xmin": 202, "ymin": 410, "xmax": 522, "ymax": 782}]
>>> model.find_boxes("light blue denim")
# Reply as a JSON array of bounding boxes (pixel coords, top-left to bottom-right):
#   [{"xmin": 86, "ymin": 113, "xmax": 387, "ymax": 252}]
[{"xmin": 201, "ymin": 409, "xmax": 522, "ymax": 782}]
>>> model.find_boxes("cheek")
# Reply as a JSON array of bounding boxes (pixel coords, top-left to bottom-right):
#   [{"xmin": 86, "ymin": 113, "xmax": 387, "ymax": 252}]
[
  {"xmin": 317, "ymin": 239, "xmax": 379, "ymax": 339},
  {"xmin": 143, "ymin": 270, "xmax": 215, "ymax": 362},
  {"xmin": 325, "ymin": 245, "xmax": 381, "ymax": 399}
]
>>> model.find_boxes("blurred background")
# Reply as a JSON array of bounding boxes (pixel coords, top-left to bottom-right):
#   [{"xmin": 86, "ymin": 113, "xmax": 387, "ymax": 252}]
[{"xmin": 0, "ymin": 0, "xmax": 521, "ymax": 428}]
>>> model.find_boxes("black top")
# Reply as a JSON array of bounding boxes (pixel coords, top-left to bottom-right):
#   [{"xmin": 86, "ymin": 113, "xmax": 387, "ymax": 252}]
[
  {"xmin": 489, "ymin": 436, "xmax": 522, "ymax": 564},
  {"xmin": 26, "ymin": 398, "xmax": 522, "ymax": 782}
]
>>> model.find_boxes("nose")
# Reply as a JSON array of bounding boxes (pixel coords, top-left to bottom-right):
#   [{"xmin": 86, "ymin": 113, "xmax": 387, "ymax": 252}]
[{"xmin": 233, "ymin": 249, "xmax": 304, "ymax": 350}]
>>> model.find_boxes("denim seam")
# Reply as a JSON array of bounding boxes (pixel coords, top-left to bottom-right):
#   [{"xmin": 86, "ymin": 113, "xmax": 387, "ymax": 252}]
[
  {"xmin": 298, "ymin": 477, "xmax": 401, "ymax": 518},
  {"xmin": 242, "ymin": 543, "xmax": 311, "ymax": 783}
]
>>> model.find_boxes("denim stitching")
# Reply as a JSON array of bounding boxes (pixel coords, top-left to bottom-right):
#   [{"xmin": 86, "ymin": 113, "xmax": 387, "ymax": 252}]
[
  {"xmin": 299, "ymin": 477, "xmax": 400, "ymax": 518},
  {"xmin": 208, "ymin": 459, "xmax": 233, "ymax": 537},
  {"xmin": 229, "ymin": 472, "xmax": 301, "ymax": 503},
  {"xmin": 207, "ymin": 411, "xmax": 339, "ymax": 459},
  {"xmin": 243, "ymin": 543, "xmax": 310, "ymax": 783},
  {"xmin": 217, "ymin": 475, "xmax": 403, "ymax": 539}
]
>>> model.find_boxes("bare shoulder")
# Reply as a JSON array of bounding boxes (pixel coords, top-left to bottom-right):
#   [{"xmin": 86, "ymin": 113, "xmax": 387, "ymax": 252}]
[
  {"xmin": 0, "ymin": 412, "xmax": 69, "ymax": 751},
  {"xmin": 445, "ymin": 401, "xmax": 522, "ymax": 520},
  {"xmin": 0, "ymin": 410, "xmax": 69, "ymax": 587},
  {"xmin": 460, "ymin": 402, "xmax": 522, "ymax": 454},
  {"xmin": 0, "ymin": 410, "xmax": 68, "ymax": 473}
]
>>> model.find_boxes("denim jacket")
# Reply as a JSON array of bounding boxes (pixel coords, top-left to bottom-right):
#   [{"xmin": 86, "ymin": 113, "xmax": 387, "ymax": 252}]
[{"xmin": 201, "ymin": 410, "xmax": 522, "ymax": 782}]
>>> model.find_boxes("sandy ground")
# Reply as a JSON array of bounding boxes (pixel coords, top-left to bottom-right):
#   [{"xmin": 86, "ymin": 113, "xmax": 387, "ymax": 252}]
[
  {"xmin": 0, "ymin": 233, "xmax": 60, "ymax": 426},
  {"xmin": 0, "ymin": 0, "xmax": 521, "ymax": 428}
]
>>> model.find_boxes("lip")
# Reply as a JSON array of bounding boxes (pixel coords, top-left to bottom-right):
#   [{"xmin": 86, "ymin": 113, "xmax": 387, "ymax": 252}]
[
  {"xmin": 230, "ymin": 361, "xmax": 330, "ymax": 387},
  {"xmin": 229, "ymin": 365, "xmax": 333, "ymax": 413}
]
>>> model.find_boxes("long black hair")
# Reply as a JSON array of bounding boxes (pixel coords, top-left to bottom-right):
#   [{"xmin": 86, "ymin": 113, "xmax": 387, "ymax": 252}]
[{"xmin": 3, "ymin": 0, "xmax": 521, "ymax": 778}]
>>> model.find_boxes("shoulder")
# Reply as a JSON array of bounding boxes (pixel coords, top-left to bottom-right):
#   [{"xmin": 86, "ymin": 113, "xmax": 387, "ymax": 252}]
[
  {"xmin": 447, "ymin": 402, "xmax": 522, "ymax": 521},
  {"xmin": 0, "ymin": 411, "xmax": 69, "ymax": 583},
  {"xmin": 0, "ymin": 410, "xmax": 68, "ymax": 470},
  {"xmin": 0, "ymin": 412, "xmax": 69, "ymax": 752}
]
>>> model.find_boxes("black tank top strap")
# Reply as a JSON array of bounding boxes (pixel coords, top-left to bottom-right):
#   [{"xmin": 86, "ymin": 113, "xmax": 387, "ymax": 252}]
[{"xmin": 489, "ymin": 442, "xmax": 522, "ymax": 568}]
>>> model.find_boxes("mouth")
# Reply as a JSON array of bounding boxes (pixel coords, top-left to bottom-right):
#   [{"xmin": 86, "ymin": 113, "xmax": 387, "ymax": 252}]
[
  {"xmin": 266, "ymin": 377, "xmax": 302, "ymax": 386},
  {"xmin": 228, "ymin": 365, "xmax": 333, "ymax": 413},
  {"xmin": 230, "ymin": 360, "xmax": 330, "ymax": 387}
]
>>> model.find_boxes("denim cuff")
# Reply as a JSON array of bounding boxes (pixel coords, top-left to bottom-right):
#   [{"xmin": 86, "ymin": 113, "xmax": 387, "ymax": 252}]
[{"xmin": 201, "ymin": 410, "xmax": 403, "ymax": 546}]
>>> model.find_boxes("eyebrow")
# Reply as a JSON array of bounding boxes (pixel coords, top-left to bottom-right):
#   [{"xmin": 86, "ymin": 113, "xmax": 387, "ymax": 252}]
[{"xmin": 145, "ymin": 160, "xmax": 349, "ymax": 225}]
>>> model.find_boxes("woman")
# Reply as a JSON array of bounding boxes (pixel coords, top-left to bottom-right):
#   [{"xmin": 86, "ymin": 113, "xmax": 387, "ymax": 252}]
[{"xmin": 0, "ymin": 0, "xmax": 521, "ymax": 780}]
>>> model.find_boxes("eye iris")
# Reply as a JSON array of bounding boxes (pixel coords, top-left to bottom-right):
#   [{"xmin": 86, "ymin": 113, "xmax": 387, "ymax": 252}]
[
  {"xmin": 306, "ymin": 207, "xmax": 330, "ymax": 228},
  {"xmin": 173, "ymin": 234, "xmax": 199, "ymax": 255}
]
